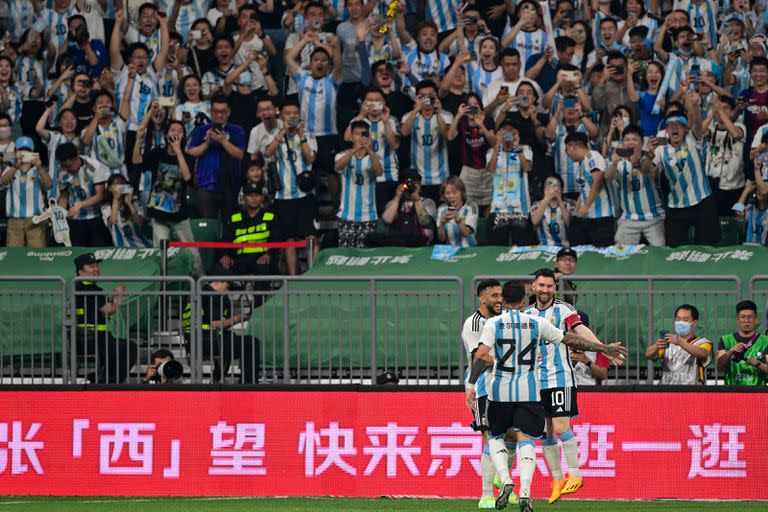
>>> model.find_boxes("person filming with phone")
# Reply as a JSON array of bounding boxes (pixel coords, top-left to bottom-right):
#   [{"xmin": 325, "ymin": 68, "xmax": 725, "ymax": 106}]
[
  {"xmin": 646, "ymin": 304, "xmax": 712, "ymax": 385},
  {"xmin": 592, "ymin": 51, "xmax": 639, "ymax": 139}
]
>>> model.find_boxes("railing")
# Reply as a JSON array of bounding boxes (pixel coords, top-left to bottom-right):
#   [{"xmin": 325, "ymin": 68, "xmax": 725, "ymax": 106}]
[
  {"xmin": 473, "ymin": 275, "xmax": 742, "ymax": 384},
  {"xmin": 0, "ymin": 273, "xmax": 755, "ymax": 386}
]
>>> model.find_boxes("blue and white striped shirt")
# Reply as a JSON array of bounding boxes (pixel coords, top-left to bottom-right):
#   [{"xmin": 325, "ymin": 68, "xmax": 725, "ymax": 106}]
[
  {"xmin": 524, "ymin": 300, "xmax": 580, "ymax": 390},
  {"xmin": 426, "ymin": 0, "xmax": 460, "ymax": 33},
  {"xmin": 3, "ymin": 166, "xmax": 46, "ymax": 218},
  {"xmin": 506, "ymin": 29, "xmax": 546, "ymax": 67},
  {"xmin": 337, "ymin": 153, "xmax": 378, "ymax": 222},
  {"xmin": 16, "ymin": 55, "xmax": 48, "ymax": 101},
  {"xmin": 531, "ymin": 199, "xmax": 574, "ymax": 247},
  {"xmin": 402, "ymin": 43, "xmax": 450, "ymax": 87},
  {"xmin": 174, "ymin": 0, "xmax": 208, "ymax": 43},
  {"xmin": 406, "ymin": 111, "xmax": 453, "ymax": 185},
  {"xmin": 267, "ymin": 132, "xmax": 317, "ymax": 200},
  {"xmin": 675, "ymin": 0, "xmax": 717, "ymax": 50},
  {"xmin": 101, "ymin": 203, "xmax": 152, "ymax": 248},
  {"xmin": 653, "ymin": 134, "xmax": 711, "ymax": 208},
  {"xmin": 614, "ymin": 160, "xmax": 664, "ymax": 221},
  {"xmin": 8, "ymin": 0, "xmax": 36, "ymax": 41},
  {"xmin": 437, "ymin": 202, "xmax": 478, "ymax": 247},
  {"xmin": 58, "ymin": 156, "xmax": 109, "ymax": 220},
  {"xmin": 125, "ymin": 27, "xmax": 163, "ymax": 64},
  {"xmin": 551, "ymin": 123, "xmax": 589, "ymax": 194},
  {"xmin": 33, "ymin": 6, "xmax": 73, "ymax": 51},
  {"xmin": 745, "ymin": 204, "xmax": 768, "ymax": 245},
  {"xmin": 365, "ymin": 118, "xmax": 399, "ymax": 182},
  {"xmin": 462, "ymin": 310, "xmax": 490, "ymax": 397},
  {"xmin": 45, "ymin": 132, "xmax": 80, "ymax": 200},
  {"xmin": 488, "ymin": 146, "xmax": 533, "ymax": 214},
  {"xmin": 576, "ymin": 150, "xmax": 613, "ymax": 218},
  {"xmin": 115, "ymin": 66, "xmax": 158, "ymax": 131},
  {"xmin": 480, "ymin": 309, "xmax": 565, "ymax": 403},
  {"xmin": 467, "ymin": 62, "xmax": 503, "ymax": 98},
  {"xmin": 293, "ymin": 71, "xmax": 340, "ymax": 137},
  {"xmin": 85, "ymin": 118, "xmax": 127, "ymax": 177}
]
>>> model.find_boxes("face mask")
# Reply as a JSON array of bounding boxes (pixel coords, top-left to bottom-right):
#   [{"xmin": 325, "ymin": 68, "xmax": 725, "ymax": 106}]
[
  {"xmin": 0, "ymin": 127, "xmax": 10, "ymax": 139},
  {"xmin": 674, "ymin": 47, "xmax": 692, "ymax": 56},
  {"xmin": 674, "ymin": 321, "xmax": 692, "ymax": 336},
  {"xmin": 239, "ymin": 71, "xmax": 252, "ymax": 86},
  {"xmin": 621, "ymin": 116, "xmax": 630, "ymax": 127}
]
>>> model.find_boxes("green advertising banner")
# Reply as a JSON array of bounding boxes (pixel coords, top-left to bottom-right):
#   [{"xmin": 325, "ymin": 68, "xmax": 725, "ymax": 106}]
[
  {"xmin": 247, "ymin": 245, "xmax": 765, "ymax": 372},
  {"xmin": 0, "ymin": 247, "xmax": 195, "ymax": 357}
]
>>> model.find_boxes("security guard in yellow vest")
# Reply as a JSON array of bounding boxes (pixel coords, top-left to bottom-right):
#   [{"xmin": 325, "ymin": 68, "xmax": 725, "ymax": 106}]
[
  {"xmin": 73, "ymin": 253, "xmax": 138, "ymax": 383},
  {"xmin": 219, "ymin": 180, "xmax": 278, "ymax": 284}
]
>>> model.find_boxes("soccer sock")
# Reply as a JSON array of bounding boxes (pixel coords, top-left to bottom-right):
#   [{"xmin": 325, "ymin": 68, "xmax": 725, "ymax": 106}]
[
  {"xmin": 541, "ymin": 434, "xmax": 564, "ymax": 481},
  {"xmin": 487, "ymin": 435, "xmax": 512, "ymax": 484},
  {"xmin": 559, "ymin": 429, "xmax": 581, "ymax": 478},
  {"xmin": 518, "ymin": 440, "xmax": 537, "ymax": 499},
  {"xmin": 505, "ymin": 440, "xmax": 517, "ymax": 470},
  {"xmin": 481, "ymin": 443, "xmax": 495, "ymax": 498}
]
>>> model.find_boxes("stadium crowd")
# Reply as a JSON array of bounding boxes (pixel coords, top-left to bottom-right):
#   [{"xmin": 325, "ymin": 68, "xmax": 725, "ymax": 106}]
[{"xmin": 1, "ymin": 0, "xmax": 768, "ymax": 267}]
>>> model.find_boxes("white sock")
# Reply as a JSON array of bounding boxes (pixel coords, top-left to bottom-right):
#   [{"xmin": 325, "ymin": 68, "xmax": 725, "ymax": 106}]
[
  {"xmin": 488, "ymin": 436, "xmax": 512, "ymax": 484},
  {"xmin": 518, "ymin": 441, "xmax": 537, "ymax": 499},
  {"xmin": 541, "ymin": 434, "xmax": 564, "ymax": 481},
  {"xmin": 559, "ymin": 429, "xmax": 581, "ymax": 477},
  {"xmin": 505, "ymin": 441, "xmax": 517, "ymax": 471},
  {"xmin": 481, "ymin": 443, "xmax": 495, "ymax": 498}
]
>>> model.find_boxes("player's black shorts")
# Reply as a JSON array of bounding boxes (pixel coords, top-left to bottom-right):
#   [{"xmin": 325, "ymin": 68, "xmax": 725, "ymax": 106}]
[
  {"xmin": 541, "ymin": 387, "xmax": 579, "ymax": 418},
  {"xmin": 470, "ymin": 395, "xmax": 489, "ymax": 432},
  {"xmin": 487, "ymin": 400, "xmax": 545, "ymax": 439}
]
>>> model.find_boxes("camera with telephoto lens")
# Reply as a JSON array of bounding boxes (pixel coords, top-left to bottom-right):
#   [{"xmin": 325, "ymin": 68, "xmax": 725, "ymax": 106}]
[{"xmin": 152, "ymin": 359, "xmax": 184, "ymax": 383}]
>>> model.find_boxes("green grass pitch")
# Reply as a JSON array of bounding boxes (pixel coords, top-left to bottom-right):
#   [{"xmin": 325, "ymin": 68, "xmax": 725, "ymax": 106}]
[{"xmin": 0, "ymin": 497, "xmax": 764, "ymax": 512}]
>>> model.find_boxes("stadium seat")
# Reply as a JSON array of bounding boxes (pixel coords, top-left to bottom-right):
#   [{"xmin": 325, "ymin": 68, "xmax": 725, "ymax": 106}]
[
  {"xmin": 717, "ymin": 216, "xmax": 745, "ymax": 246},
  {"xmin": 475, "ymin": 217, "xmax": 488, "ymax": 245}
]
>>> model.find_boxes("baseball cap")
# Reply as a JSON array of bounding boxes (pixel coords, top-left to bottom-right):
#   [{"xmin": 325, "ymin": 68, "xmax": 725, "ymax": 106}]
[
  {"xmin": 15, "ymin": 136, "xmax": 35, "ymax": 151},
  {"xmin": 242, "ymin": 180, "xmax": 264, "ymax": 195},
  {"xmin": 398, "ymin": 168, "xmax": 422, "ymax": 183},
  {"xmin": 556, "ymin": 247, "xmax": 578, "ymax": 261},
  {"xmin": 376, "ymin": 371, "xmax": 399, "ymax": 385},
  {"xmin": 74, "ymin": 252, "xmax": 102, "ymax": 269}
]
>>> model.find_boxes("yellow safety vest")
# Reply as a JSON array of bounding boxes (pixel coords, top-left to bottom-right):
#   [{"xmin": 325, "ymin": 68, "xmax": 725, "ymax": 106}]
[{"xmin": 231, "ymin": 211, "xmax": 275, "ymax": 254}]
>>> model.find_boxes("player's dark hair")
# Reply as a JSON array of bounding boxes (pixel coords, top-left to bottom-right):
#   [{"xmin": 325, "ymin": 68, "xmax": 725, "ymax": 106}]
[
  {"xmin": 214, "ymin": 34, "xmax": 235, "ymax": 48},
  {"xmin": 55, "ymin": 142, "xmax": 79, "ymax": 162},
  {"xmin": 676, "ymin": 304, "xmax": 700, "ymax": 321},
  {"xmin": 92, "ymin": 90, "xmax": 115, "ymax": 107},
  {"xmin": 718, "ymin": 95, "xmax": 735, "ymax": 108},
  {"xmin": 750, "ymin": 56, "xmax": 768, "ymax": 71},
  {"xmin": 139, "ymin": 2, "xmax": 158, "ymax": 15},
  {"xmin": 599, "ymin": 16, "xmax": 618, "ymax": 29},
  {"xmin": 564, "ymin": 131, "xmax": 589, "ymax": 148},
  {"xmin": 621, "ymin": 124, "xmax": 644, "ymax": 139},
  {"xmin": 476, "ymin": 279, "xmax": 500, "ymax": 297},
  {"xmin": 349, "ymin": 120, "xmax": 369, "ymax": 133},
  {"xmin": 210, "ymin": 94, "xmax": 229, "ymax": 109},
  {"xmin": 533, "ymin": 268, "xmax": 557, "ymax": 282},
  {"xmin": 628, "ymin": 26, "xmax": 649, "ymax": 40},
  {"xmin": 555, "ymin": 36, "xmax": 576, "ymax": 53},
  {"xmin": 281, "ymin": 98, "xmax": 300, "ymax": 110},
  {"xmin": 126, "ymin": 42, "xmax": 151, "ymax": 59},
  {"xmin": 735, "ymin": 300, "xmax": 757, "ymax": 316},
  {"xmin": 501, "ymin": 48, "xmax": 521, "ymax": 60},
  {"xmin": 304, "ymin": 0, "xmax": 326, "ymax": 14},
  {"xmin": 415, "ymin": 80, "xmax": 438, "ymax": 95},
  {"xmin": 502, "ymin": 281, "xmax": 527, "ymax": 306}
]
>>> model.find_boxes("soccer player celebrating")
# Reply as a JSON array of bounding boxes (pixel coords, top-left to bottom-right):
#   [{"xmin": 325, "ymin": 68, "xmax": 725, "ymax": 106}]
[
  {"xmin": 462, "ymin": 279, "xmax": 516, "ymax": 509},
  {"xmin": 467, "ymin": 281, "xmax": 626, "ymax": 511},
  {"xmin": 523, "ymin": 268, "xmax": 611, "ymax": 503}
]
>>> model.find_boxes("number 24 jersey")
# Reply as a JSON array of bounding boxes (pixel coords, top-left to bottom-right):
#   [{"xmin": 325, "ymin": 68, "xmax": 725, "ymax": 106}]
[{"xmin": 479, "ymin": 309, "xmax": 565, "ymax": 403}]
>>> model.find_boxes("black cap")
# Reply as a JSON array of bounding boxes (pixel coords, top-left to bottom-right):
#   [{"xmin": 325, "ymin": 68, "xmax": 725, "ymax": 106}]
[
  {"xmin": 209, "ymin": 263, "xmax": 235, "ymax": 277},
  {"xmin": 242, "ymin": 181, "xmax": 264, "ymax": 195},
  {"xmin": 376, "ymin": 371, "xmax": 399, "ymax": 385},
  {"xmin": 556, "ymin": 247, "xmax": 578, "ymax": 261},
  {"xmin": 74, "ymin": 252, "xmax": 102, "ymax": 269},
  {"xmin": 398, "ymin": 168, "xmax": 422, "ymax": 183}
]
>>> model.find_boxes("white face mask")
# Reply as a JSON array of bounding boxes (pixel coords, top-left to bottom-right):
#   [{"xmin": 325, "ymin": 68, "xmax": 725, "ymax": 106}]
[{"xmin": 621, "ymin": 116, "xmax": 630, "ymax": 128}]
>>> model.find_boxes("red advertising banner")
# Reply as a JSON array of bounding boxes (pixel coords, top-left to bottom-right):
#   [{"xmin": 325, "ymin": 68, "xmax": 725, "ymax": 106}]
[{"xmin": 0, "ymin": 391, "xmax": 765, "ymax": 499}]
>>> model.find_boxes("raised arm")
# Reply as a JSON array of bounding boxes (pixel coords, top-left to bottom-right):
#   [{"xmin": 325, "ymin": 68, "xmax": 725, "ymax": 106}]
[{"xmin": 110, "ymin": 10, "xmax": 126, "ymax": 69}]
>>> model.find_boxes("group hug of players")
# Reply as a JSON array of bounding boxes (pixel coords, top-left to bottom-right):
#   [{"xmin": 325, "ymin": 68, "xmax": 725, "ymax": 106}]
[{"xmin": 462, "ymin": 269, "xmax": 627, "ymax": 511}]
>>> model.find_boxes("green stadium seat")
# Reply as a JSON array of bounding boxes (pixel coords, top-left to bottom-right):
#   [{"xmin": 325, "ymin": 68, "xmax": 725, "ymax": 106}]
[
  {"xmin": 475, "ymin": 217, "xmax": 488, "ymax": 245},
  {"xmin": 718, "ymin": 216, "xmax": 745, "ymax": 246},
  {"xmin": 190, "ymin": 218, "xmax": 222, "ymax": 242}
]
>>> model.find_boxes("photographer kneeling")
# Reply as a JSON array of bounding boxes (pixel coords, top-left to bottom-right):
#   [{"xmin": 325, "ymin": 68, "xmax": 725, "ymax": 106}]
[{"xmin": 144, "ymin": 349, "xmax": 184, "ymax": 384}]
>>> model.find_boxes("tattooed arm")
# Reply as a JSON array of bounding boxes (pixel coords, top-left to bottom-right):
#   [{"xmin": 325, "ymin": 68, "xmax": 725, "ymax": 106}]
[{"xmin": 562, "ymin": 332, "xmax": 628, "ymax": 361}]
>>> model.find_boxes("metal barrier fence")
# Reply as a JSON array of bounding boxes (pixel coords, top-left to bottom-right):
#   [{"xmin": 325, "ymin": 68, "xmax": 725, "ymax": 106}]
[
  {"xmin": 472, "ymin": 275, "xmax": 743, "ymax": 385},
  {"xmin": 0, "ymin": 273, "xmax": 753, "ymax": 385}
]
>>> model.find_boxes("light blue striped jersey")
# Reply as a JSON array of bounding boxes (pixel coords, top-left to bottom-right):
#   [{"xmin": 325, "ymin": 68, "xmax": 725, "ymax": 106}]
[
  {"xmin": 480, "ymin": 309, "xmax": 565, "ymax": 403},
  {"xmin": 202, "ymin": 64, "xmax": 236, "ymax": 98},
  {"xmin": 293, "ymin": 71, "xmax": 340, "ymax": 137},
  {"xmin": 531, "ymin": 199, "xmax": 575, "ymax": 246},
  {"xmin": 114, "ymin": 66, "xmax": 158, "ymax": 131},
  {"xmin": 488, "ymin": 146, "xmax": 533, "ymax": 214},
  {"xmin": 614, "ymin": 159, "xmax": 664, "ymax": 221},
  {"xmin": 551, "ymin": 123, "xmax": 589, "ymax": 194},
  {"xmin": 16, "ymin": 55, "xmax": 48, "ymax": 101},
  {"xmin": 1, "ymin": 84, "xmax": 23, "ymax": 123},
  {"xmin": 576, "ymin": 150, "xmax": 613, "ymax": 219},
  {"xmin": 45, "ymin": 132, "xmax": 80, "ymax": 200},
  {"xmin": 174, "ymin": 0, "xmax": 208, "ymax": 43},
  {"xmin": 157, "ymin": 67, "xmax": 180, "ymax": 100},
  {"xmin": 336, "ymin": 153, "xmax": 378, "ymax": 222},
  {"xmin": 467, "ymin": 62, "xmax": 503, "ymax": 98},
  {"xmin": 676, "ymin": 0, "xmax": 718, "ymax": 49},
  {"xmin": 364, "ymin": 118, "xmax": 399, "ymax": 182},
  {"xmin": 506, "ymin": 29, "xmax": 546, "ymax": 67},
  {"xmin": 3, "ymin": 165, "xmax": 47, "ymax": 218},
  {"xmin": 405, "ymin": 111, "xmax": 453, "ymax": 185},
  {"xmin": 462, "ymin": 309, "xmax": 491, "ymax": 397},
  {"xmin": 58, "ymin": 156, "xmax": 109, "ymax": 220},
  {"xmin": 425, "ymin": 0, "xmax": 460, "ymax": 33},
  {"xmin": 173, "ymin": 101, "xmax": 211, "ymax": 138},
  {"xmin": 437, "ymin": 202, "xmax": 478, "ymax": 247},
  {"xmin": 402, "ymin": 42, "xmax": 450, "ymax": 87},
  {"xmin": 327, "ymin": 0, "xmax": 349, "ymax": 20},
  {"xmin": 652, "ymin": 134, "xmax": 711, "ymax": 208},
  {"xmin": 100, "ymin": 202, "xmax": 152, "ymax": 248},
  {"xmin": 745, "ymin": 204, "xmax": 768, "ymax": 245},
  {"xmin": 523, "ymin": 300, "xmax": 580, "ymax": 390},
  {"xmin": 266, "ymin": 132, "xmax": 317, "ymax": 200},
  {"xmin": 8, "ymin": 0, "xmax": 36, "ymax": 41},
  {"xmin": 33, "ymin": 7, "xmax": 73, "ymax": 51},
  {"xmin": 125, "ymin": 26, "xmax": 163, "ymax": 63},
  {"xmin": 84, "ymin": 118, "xmax": 127, "ymax": 177}
]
